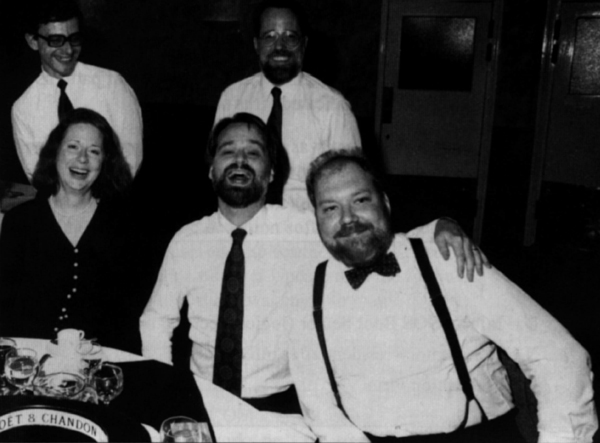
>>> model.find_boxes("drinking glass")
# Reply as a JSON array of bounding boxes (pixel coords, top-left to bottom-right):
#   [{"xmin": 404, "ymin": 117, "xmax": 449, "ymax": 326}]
[
  {"xmin": 33, "ymin": 372, "xmax": 85, "ymax": 399},
  {"xmin": 160, "ymin": 416, "xmax": 213, "ymax": 442},
  {"xmin": 92, "ymin": 363, "xmax": 123, "ymax": 405},
  {"xmin": 76, "ymin": 340, "xmax": 103, "ymax": 380},
  {"xmin": 4, "ymin": 348, "xmax": 39, "ymax": 394},
  {"xmin": 0, "ymin": 338, "xmax": 16, "ymax": 394}
]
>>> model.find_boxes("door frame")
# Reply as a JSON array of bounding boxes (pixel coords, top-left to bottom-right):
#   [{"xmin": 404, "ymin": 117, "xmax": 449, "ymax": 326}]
[{"xmin": 375, "ymin": 0, "xmax": 503, "ymax": 242}]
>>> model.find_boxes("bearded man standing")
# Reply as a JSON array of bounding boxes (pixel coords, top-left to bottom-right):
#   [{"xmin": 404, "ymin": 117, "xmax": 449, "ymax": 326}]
[{"xmin": 214, "ymin": 0, "xmax": 361, "ymax": 210}]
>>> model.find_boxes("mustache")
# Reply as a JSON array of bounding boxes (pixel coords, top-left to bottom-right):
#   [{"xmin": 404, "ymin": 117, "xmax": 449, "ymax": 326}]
[
  {"xmin": 334, "ymin": 221, "xmax": 373, "ymax": 239},
  {"xmin": 224, "ymin": 163, "xmax": 255, "ymax": 178},
  {"xmin": 269, "ymin": 49, "xmax": 294, "ymax": 58}
]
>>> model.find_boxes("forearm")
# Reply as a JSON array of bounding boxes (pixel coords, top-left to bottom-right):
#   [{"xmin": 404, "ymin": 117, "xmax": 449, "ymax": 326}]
[{"xmin": 139, "ymin": 309, "xmax": 178, "ymax": 364}]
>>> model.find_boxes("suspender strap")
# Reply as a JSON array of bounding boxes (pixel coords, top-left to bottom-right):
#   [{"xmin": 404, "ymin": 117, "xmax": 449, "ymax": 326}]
[
  {"xmin": 409, "ymin": 238, "xmax": 488, "ymax": 424},
  {"xmin": 312, "ymin": 260, "xmax": 350, "ymax": 419}
]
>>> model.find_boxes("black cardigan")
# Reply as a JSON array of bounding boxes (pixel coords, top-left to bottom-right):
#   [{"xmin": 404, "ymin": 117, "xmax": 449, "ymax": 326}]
[{"xmin": 0, "ymin": 197, "xmax": 147, "ymax": 353}]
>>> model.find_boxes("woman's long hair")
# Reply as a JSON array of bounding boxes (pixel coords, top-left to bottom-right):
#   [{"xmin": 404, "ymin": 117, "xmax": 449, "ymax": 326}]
[{"xmin": 32, "ymin": 108, "xmax": 133, "ymax": 199}]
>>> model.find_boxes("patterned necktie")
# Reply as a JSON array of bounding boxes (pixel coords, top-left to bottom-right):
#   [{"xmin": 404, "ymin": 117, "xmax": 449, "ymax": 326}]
[
  {"xmin": 345, "ymin": 252, "xmax": 401, "ymax": 289},
  {"xmin": 267, "ymin": 87, "xmax": 282, "ymax": 141},
  {"xmin": 213, "ymin": 228, "xmax": 247, "ymax": 396},
  {"xmin": 57, "ymin": 79, "xmax": 74, "ymax": 121}
]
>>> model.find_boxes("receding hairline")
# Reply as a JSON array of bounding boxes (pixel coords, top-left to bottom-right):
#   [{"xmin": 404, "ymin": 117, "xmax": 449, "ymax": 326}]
[{"xmin": 215, "ymin": 121, "xmax": 268, "ymax": 153}]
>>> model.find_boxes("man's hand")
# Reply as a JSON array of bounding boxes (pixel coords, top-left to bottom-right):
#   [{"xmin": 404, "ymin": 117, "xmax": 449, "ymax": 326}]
[{"xmin": 433, "ymin": 218, "xmax": 491, "ymax": 281}]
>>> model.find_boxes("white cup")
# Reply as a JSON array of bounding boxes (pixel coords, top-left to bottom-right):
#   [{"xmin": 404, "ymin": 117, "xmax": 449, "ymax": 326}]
[{"xmin": 57, "ymin": 329, "xmax": 85, "ymax": 348}]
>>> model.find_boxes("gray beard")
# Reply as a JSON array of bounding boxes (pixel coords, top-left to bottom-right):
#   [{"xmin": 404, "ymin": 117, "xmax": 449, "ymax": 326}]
[{"xmin": 322, "ymin": 222, "xmax": 394, "ymax": 268}]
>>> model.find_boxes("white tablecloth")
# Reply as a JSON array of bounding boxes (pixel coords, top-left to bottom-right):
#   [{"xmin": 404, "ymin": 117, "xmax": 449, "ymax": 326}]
[{"xmin": 11, "ymin": 338, "xmax": 316, "ymax": 442}]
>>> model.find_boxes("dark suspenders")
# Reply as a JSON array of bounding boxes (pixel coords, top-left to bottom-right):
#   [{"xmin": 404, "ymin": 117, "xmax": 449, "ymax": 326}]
[
  {"xmin": 312, "ymin": 238, "xmax": 488, "ymax": 428},
  {"xmin": 313, "ymin": 260, "xmax": 349, "ymax": 418}
]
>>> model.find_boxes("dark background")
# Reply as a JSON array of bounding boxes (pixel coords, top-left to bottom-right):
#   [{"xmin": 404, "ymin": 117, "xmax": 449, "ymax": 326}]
[{"xmin": 0, "ymin": 1, "xmax": 598, "ymax": 440}]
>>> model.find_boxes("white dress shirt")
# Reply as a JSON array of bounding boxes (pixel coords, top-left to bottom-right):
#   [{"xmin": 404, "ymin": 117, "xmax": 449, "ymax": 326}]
[
  {"xmin": 12, "ymin": 62, "xmax": 143, "ymax": 179},
  {"xmin": 290, "ymin": 234, "xmax": 597, "ymax": 443},
  {"xmin": 214, "ymin": 72, "xmax": 361, "ymax": 211},
  {"xmin": 140, "ymin": 206, "xmax": 436, "ymax": 400},
  {"xmin": 140, "ymin": 205, "xmax": 326, "ymax": 399}
]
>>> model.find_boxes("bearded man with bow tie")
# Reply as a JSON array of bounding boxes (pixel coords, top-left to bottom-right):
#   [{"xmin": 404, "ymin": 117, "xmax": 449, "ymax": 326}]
[{"xmin": 289, "ymin": 148, "xmax": 597, "ymax": 443}]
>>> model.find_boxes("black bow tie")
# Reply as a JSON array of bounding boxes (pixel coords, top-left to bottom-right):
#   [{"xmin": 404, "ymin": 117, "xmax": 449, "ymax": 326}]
[{"xmin": 345, "ymin": 252, "xmax": 400, "ymax": 289}]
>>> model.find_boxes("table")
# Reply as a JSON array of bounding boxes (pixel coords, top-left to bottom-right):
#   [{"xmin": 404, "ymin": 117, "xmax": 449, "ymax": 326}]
[{"xmin": 4, "ymin": 338, "xmax": 316, "ymax": 442}]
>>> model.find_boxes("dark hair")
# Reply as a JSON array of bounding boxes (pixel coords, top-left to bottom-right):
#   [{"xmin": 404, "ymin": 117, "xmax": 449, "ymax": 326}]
[
  {"xmin": 306, "ymin": 148, "xmax": 387, "ymax": 208},
  {"xmin": 24, "ymin": 0, "xmax": 83, "ymax": 35},
  {"xmin": 32, "ymin": 108, "xmax": 133, "ymax": 199},
  {"xmin": 206, "ymin": 112, "xmax": 278, "ymax": 172},
  {"xmin": 252, "ymin": 0, "xmax": 310, "ymax": 38}
]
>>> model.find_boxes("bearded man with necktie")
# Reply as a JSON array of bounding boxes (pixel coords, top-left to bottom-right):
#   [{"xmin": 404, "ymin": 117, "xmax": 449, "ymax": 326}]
[
  {"xmin": 141, "ymin": 114, "xmax": 488, "ymax": 417},
  {"xmin": 214, "ymin": 0, "xmax": 361, "ymax": 210}
]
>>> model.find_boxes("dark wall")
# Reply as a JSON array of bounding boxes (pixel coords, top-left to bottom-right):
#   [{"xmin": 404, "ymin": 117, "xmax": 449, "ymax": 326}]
[{"xmin": 0, "ymin": 0, "xmax": 382, "ymax": 184}]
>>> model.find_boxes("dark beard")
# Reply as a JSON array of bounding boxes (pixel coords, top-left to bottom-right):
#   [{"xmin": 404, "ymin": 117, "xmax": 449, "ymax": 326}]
[
  {"xmin": 261, "ymin": 50, "xmax": 301, "ymax": 85},
  {"xmin": 323, "ymin": 220, "xmax": 394, "ymax": 268},
  {"xmin": 213, "ymin": 165, "xmax": 266, "ymax": 208}
]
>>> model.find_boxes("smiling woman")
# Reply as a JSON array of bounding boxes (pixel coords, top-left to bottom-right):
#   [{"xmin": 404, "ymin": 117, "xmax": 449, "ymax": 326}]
[{"xmin": 0, "ymin": 108, "xmax": 143, "ymax": 353}]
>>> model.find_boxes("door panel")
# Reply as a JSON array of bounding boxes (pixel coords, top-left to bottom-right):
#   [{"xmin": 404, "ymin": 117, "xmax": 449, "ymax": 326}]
[
  {"xmin": 380, "ymin": 1, "xmax": 493, "ymax": 178},
  {"xmin": 544, "ymin": 4, "xmax": 600, "ymax": 187}
]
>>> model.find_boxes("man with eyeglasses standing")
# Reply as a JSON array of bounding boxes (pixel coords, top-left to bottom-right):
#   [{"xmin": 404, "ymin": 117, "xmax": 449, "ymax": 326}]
[
  {"xmin": 214, "ymin": 0, "xmax": 361, "ymax": 210},
  {"xmin": 11, "ymin": 0, "xmax": 143, "ymax": 181}
]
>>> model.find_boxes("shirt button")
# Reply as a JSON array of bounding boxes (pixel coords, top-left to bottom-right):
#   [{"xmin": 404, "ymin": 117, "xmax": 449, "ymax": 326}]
[
  {"xmin": 74, "ymin": 249, "xmax": 79, "ymax": 254},
  {"xmin": 62, "ymin": 308, "xmax": 67, "ymax": 312},
  {"xmin": 74, "ymin": 263, "xmax": 79, "ymax": 267},
  {"xmin": 67, "ymin": 294, "xmax": 72, "ymax": 299},
  {"xmin": 54, "ymin": 327, "xmax": 59, "ymax": 332},
  {"xmin": 73, "ymin": 288, "xmax": 77, "ymax": 293},
  {"xmin": 73, "ymin": 275, "xmax": 78, "ymax": 280}
]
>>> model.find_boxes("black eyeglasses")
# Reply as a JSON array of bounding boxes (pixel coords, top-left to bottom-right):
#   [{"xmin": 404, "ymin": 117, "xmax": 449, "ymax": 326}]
[
  {"xmin": 258, "ymin": 31, "xmax": 303, "ymax": 49},
  {"xmin": 36, "ymin": 32, "xmax": 83, "ymax": 48}
]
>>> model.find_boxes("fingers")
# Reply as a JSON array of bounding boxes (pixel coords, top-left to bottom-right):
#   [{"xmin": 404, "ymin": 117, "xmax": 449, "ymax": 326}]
[
  {"xmin": 456, "ymin": 248, "xmax": 466, "ymax": 279},
  {"xmin": 439, "ymin": 241, "xmax": 451, "ymax": 261},
  {"xmin": 474, "ymin": 246, "xmax": 484, "ymax": 276},
  {"xmin": 462, "ymin": 238, "xmax": 476, "ymax": 282},
  {"xmin": 481, "ymin": 249, "xmax": 492, "ymax": 268}
]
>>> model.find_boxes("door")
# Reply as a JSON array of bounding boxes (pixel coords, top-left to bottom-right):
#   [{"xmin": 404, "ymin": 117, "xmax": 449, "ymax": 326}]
[
  {"xmin": 526, "ymin": 1, "xmax": 600, "ymax": 245},
  {"xmin": 376, "ymin": 0, "xmax": 501, "ymax": 241}
]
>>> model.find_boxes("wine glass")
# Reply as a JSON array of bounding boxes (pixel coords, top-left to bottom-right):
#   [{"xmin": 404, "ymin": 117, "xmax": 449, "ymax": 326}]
[
  {"xmin": 0, "ymin": 338, "xmax": 16, "ymax": 394},
  {"xmin": 76, "ymin": 340, "xmax": 103, "ymax": 380},
  {"xmin": 4, "ymin": 348, "xmax": 39, "ymax": 394},
  {"xmin": 33, "ymin": 372, "xmax": 85, "ymax": 399},
  {"xmin": 92, "ymin": 363, "xmax": 123, "ymax": 405},
  {"xmin": 160, "ymin": 416, "xmax": 212, "ymax": 442}
]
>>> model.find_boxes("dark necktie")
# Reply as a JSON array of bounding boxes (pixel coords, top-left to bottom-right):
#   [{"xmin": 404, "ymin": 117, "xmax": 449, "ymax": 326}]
[
  {"xmin": 345, "ymin": 252, "xmax": 401, "ymax": 289},
  {"xmin": 57, "ymin": 79, "xmax": 74, "ymax": 121},
  {"xmin": 267, "ymin": 87, "xmax": 282, "ymax": 141},
  {"xmin": 213, "ymin": 228, "xmax": 247, "ymax": 396},
  {"xmin": 265, "ymin": 87, "xmax": 290, "ymax": 204}
]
